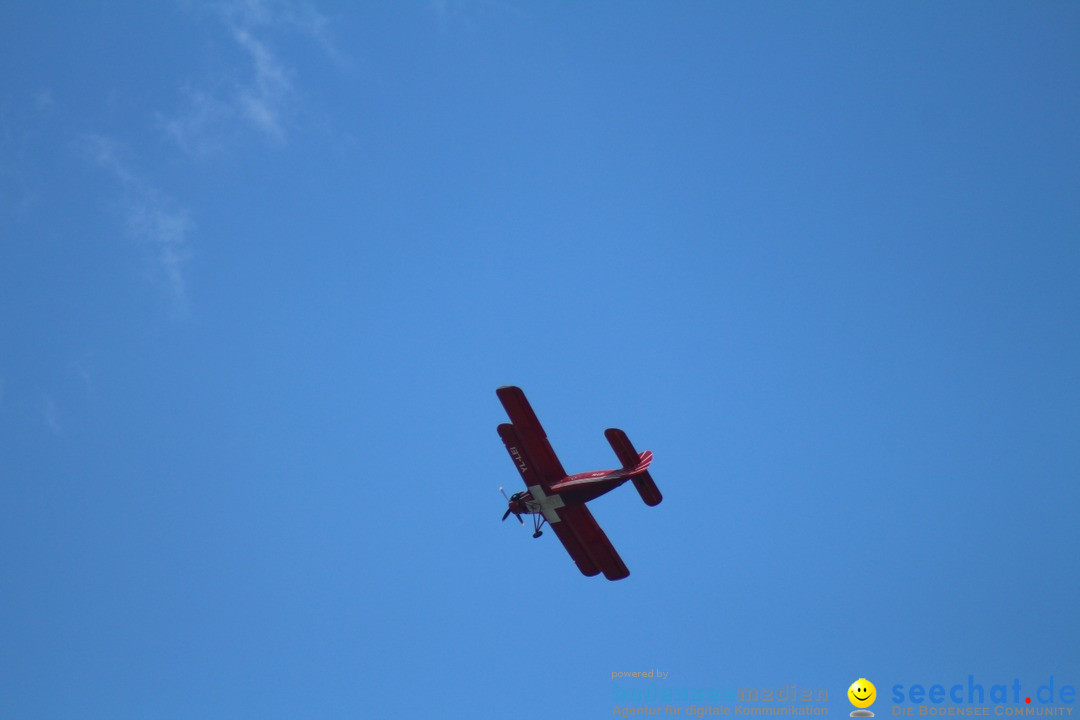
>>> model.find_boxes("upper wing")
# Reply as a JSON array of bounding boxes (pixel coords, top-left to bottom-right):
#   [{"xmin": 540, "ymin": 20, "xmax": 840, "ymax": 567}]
[
  {"xmin": 497, "ymin": 422, "xmax": 599, "ymax": 576},
  {"xmin": 496, "ymin": 386, "xmax": 567, "ymax": 490},
  {"xmin": 496, "ymin": 423, "xmax": 534, "ymax": 486}
]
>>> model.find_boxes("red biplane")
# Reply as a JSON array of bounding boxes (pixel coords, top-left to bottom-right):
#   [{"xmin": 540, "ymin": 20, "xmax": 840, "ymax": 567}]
[{"xmin": 495, "ymin": 386, "xmax": 662, "ymax": 581}]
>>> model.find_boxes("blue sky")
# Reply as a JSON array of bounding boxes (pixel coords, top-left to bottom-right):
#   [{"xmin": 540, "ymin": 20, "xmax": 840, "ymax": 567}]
[{"xmin": 2, "ymin": 2, "xmax": 1078, "ymax": 718}]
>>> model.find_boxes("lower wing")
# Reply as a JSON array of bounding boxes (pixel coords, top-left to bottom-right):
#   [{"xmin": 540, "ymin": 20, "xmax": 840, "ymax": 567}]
[{"xmin": 555, "ymin": 504, "xmax": 629, "ymax": 581}]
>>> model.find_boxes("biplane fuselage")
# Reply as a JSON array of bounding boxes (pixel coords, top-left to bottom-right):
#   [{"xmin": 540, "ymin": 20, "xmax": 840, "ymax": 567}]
[{"xmin": 496, "ymin": 386, "xmax": 662, "ymax": 581}]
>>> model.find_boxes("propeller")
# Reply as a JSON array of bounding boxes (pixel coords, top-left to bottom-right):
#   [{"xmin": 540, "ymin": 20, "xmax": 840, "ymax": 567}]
[{"xmin": 499, "ymin": 486, "xmax": 524, "ymax": 524}]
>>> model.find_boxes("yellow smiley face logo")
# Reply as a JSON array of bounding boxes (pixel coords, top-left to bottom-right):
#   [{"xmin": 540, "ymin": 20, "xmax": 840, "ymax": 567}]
[{"xmin": 848, "ymin": 679, "xmax": 876, "ymax": 708}]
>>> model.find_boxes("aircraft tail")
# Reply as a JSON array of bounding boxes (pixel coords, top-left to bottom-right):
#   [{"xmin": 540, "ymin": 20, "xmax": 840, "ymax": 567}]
[{"xmin": 604, "ymin": 428, "xmax": 662, "ymax": 506}]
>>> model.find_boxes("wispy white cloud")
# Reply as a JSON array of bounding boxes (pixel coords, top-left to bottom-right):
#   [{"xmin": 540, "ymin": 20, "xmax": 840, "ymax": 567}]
[
  {"xmin": 233, "ymin": 26, "xmax": 293, "ymax": 140},
  {"xmin": 126, "ymin": 201, "xmax": 193, "ymax": 317},
  {"xmin": 164, "ymin": 0, "xmax": 340, "ymax": 155},
  {"xmin": 161, "ymin": 89, "xmax": 234, "ymax": 157},
  {"xmin": 84, "ymin": 135, "xmax": 194, "ymax": 317},
  {"xmin": 428, "ymin": 0, "xmax": 529, "ymax": 31},
  {"xmin": 34, "ymin": 89, "xmax": 55, "ymax": 111},
  {"xmin": 40, "ymin": 395, "xmax": 63, "ymax": 437},
  {"xmin": 222, "ymin": 0, "xmax": 340, "ymax": 56},
  {"xmin": 70, "ymin": 356, "xmax": 97, "ymax": 399},
  {"xmin": 79, "ymin": 3, "xmax": 340, "ymax": 312},
  {"xmin": 0, "ymin": 96, "xmax": 47, "ymax": 216}
]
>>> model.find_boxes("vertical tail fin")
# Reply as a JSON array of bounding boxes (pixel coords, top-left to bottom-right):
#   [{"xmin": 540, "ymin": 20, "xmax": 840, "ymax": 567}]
[{"xmin": 604, "ymin": 428, "xmax": 662, "ymax": 507}]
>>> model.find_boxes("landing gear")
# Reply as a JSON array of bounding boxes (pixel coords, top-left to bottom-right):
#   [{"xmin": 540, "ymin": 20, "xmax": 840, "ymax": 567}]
[{"xmin": 531, "ymin": 513, "xmax": 548, "ymax": 539}]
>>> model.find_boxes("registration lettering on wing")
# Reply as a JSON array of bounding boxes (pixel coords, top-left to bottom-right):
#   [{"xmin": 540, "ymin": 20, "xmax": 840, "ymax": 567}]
[{"xmin": 509, "ymin": 446, "xmax": 528, "ymax": 477}]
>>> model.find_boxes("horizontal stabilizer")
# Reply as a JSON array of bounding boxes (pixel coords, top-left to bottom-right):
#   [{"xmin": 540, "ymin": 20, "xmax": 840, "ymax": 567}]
[{"xmin": 605, "ymin": 428, "xmax": 662, "ymax": 507}]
